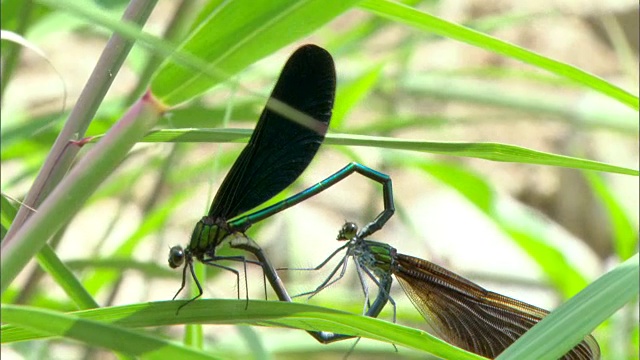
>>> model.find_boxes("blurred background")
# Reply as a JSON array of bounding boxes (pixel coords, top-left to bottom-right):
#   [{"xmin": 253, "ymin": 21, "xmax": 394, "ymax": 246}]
[{"xmin": 1, "ymin": 0, "xmax": 638, "ymax": 359}]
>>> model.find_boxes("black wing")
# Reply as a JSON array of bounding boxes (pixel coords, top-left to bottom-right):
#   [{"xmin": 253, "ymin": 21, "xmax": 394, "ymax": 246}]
[{"xmin": 208, "ymin": 44, "xmax": 336, "ymax": 220}]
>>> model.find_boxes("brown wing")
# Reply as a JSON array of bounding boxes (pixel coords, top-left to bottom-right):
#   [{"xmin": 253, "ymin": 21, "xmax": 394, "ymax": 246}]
[{"xmin": 394, "ymin": 254, "xmax": 600, "ymax": 359}]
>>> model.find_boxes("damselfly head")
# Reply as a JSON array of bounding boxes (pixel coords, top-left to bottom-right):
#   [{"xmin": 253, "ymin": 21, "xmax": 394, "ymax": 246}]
[
  {"xmin": 168, "ymin": 245, "xmax": 185, "ymax": 268},
  {"xmin": 337, "ymin": 222, "xmax": 358, "ymax": 241}
]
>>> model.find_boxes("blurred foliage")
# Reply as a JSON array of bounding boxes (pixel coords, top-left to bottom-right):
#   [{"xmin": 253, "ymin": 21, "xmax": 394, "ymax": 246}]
[{"xmin": 1, "ymin": 0, "xmax": 638, "ymax": 359}]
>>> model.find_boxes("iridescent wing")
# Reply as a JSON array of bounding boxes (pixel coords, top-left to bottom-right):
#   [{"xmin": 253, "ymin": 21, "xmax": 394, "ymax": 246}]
[{"xmin": 208, "ymin": 44, "xmax": 335, "ymax": 221}]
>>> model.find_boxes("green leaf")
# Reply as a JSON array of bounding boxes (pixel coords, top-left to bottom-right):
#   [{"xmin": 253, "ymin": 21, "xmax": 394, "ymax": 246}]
[
  {"xmin": 498, "ymin": 254, "xmax": 639, "ymax": 360},
  {"xmin": 1, "ymin": 300, "xmax": 486, "ymax": 360},
  {"xmin": 36, "ymin": 244, "xmax": 99, "ymax": 310},
  {"xmin": 151, "ymin": 0, "xmax": 359, "ymax": 106},
  {"xmin": 0, "ymin": 193, "xmax": 18, "ymax": 238},
  {"xmin": 585, "ymin": 172, "xmax": 638, "ymax": 260},
  {"xmin": 360, "ymin": 0, "xmax": 639, "ymax": 110},
  {"xmin": 332, "ymin": 63, "xmax": 385, "ymax": 128},
  {"xmin": 136, "ymin": 129, "xmax": 639, "ymax": 176},
  {"xmin": 1, "ymin": 305, "xmax": 219, "ymax": 359},
  {"xmin": 411, "ymin": 160, "xmax": 591, "ymax": 297}
]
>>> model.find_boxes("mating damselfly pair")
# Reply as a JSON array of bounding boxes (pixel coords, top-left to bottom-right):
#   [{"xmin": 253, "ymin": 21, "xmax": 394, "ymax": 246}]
[{"xmin": 168, "ymin": 44, "xmax": 600, "ymax": 359}]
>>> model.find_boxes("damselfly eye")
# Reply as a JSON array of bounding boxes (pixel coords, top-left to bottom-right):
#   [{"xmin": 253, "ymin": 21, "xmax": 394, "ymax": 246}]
[
  {"xmin": 168, "ymin": 246, "xmax": 185, "ymax": 268},
  {"xmin": 337, "ymin": 222, "xmax": 358, "ymax": 241}
]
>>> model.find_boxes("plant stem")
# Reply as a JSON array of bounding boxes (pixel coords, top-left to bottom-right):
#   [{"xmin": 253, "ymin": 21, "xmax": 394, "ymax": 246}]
[{"xmin": 3, "ymin": 0, "xmax": 158, "ymax": 245}]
